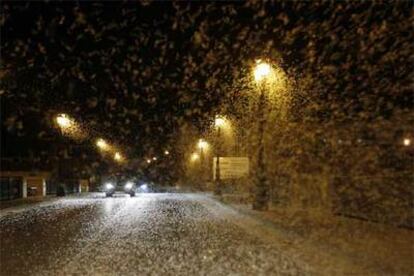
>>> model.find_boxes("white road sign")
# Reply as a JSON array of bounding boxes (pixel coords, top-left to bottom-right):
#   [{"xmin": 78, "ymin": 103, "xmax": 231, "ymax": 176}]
[{"xmin": 212, "ymin": 157, "xmax": 249, "ymax": 180}]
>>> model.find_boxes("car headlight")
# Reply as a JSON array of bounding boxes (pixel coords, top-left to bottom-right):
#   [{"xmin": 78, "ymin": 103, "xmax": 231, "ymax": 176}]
[
  {"xmin": 125, "ymin": 182, "xmax": 133, "ymax": 190},
  {"xmin": 105, "ymin": 183, "xmax": 114, "ymax": 190}
]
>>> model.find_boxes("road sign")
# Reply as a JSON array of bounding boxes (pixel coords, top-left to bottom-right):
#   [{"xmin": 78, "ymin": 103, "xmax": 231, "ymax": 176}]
[{"xmin": 213, "ymin": 157, "xmax": 249, "ymax": 180}]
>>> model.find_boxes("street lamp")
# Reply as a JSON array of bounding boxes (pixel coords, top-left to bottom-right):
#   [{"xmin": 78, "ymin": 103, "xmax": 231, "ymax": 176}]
[
  {"xmin": 56, "ymin": 114, "xmax": 72, "ymax": 128},
  {"xmin": 197, "ymin": 139, "xmax": 208, "ymax": 151},
  {"xmin": 190, "ymin": 153, "xmax": 200, "ymax": 162},
  {"xmin": 114, "ymin": 152, "xmax": 123, "ymax": 162},
  {"xmin": 252, "ymin": 60, "xmax": 272, "ymax": 211},
  {"xmin": 197, "ymin": 139, "xmax": 208, "ymax": 162},
  {"xmin": 213, "ymin": 115, "xmax": 227, "ymax": 196},
  {"xmin": 96, "ymin": 138, "xmax": 109, "ymax": 151},
  {"xmin": 164, "ymin": 150, "xmax": 170, "ymax": 155},
  {"xmin": 254, "ymin": 62, "xmax": 271, "ymax": 82},
  {"xmin": 403, "ymin": 138, "xmax": 411, "ymax": 146},
  {"xmin": 215, "ymin": 117, "xmax": 225, "ymax": 128},
  {"xmin": 54, "ymin": 113, "xmax": 74, "ymax": 196},
  {"xmin": 152, "ymin": 157, "xmax": 157, "ymax": 161},
  {"xmin": 54, "ymin": 113, "xmax": 86, "ymax": 140},
  {"xmin": 197, "ymin": 139, "xmax": 208, "ymax": 183},
  {"xmin": 146, "ymin": 159, "xmax": 152, "ymax": 164}
]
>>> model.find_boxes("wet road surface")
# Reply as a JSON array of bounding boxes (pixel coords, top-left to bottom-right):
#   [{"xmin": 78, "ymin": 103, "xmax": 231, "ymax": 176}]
[{"xmin": 0, "ymin": 193, "xmax": 312, "ymax": 275}]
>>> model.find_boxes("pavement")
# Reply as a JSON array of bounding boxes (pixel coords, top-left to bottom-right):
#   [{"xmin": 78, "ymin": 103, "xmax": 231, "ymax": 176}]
[
  {"xmin": 0, "ymin": 193, "xmax": 405, "ymax": 275},
  {"xmin": 0, "ymin": 195, "xmax": 57, "ymax": 210}
]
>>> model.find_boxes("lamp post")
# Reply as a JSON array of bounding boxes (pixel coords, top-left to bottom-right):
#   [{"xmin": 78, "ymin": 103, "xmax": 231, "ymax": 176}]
[
  {"xmin": 197, "ymin": 139, "xmax": 207, "ymax": 162},
  {"xmin": 252, "ymin": 61, "xmax": 272, "ymax": 211},
  {"xmin": 54, "ymin": 113, "xmax": 75, "ymax": 196},
  {"xmin": 197, "ymin": 139, "xmax": 208, "ymax": 189},
  {"xmin": 214, "ymin": 116, "xmax": 226, "ymax": 196}
]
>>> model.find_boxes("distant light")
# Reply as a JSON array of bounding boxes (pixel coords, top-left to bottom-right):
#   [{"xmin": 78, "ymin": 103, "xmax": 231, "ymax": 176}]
[
  {"xmin": 191, "ymin": 153, "xmax": 200, "ymax": 162},
  {"xmin": 114, "ymin": 152, "xmax": 123, "ymax": 161},
  {"xmin": 164, "ymin": 150, "xmax": 170, "ymax": 155},
  {"xmin": 125, "ymin": 182, "xmax": 133, "ymax": 190},
  {"xmin": 146, "ymin": 159, "xmax": 152, "ymax": 164},
  {"xmin": 403, "ymin": 138, "xmax": 411, "ymax": 146},
  {"xmin": 197, "ymin": 139, "xmax": 208, "ymax": 150},
  {"xmin": 140, "ymin": 184, "xmax": 148, "ymax": 191},
  {"xmin": 152, "ymin": 157, "xmax": 157, "ymax": 161},
  {"xmin": 254, "ymin": 61, "xmax": 271, "ymax": 82},
  {"xmin": 56, "ymin": 114, "xmax": 72, "ymax": 128},
  {"xmin": 105, "ymin": 183, "xmax": 114, "ymax": 190},
  {"xmin": 96, "ymin": 138, "xmax": 109, "ymax": 150}
]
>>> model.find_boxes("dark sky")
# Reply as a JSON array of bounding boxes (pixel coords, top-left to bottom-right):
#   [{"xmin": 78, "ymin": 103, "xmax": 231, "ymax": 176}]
[{"xmin": 1, "ymin": 1, "xmax": 412, "ymax": 161}]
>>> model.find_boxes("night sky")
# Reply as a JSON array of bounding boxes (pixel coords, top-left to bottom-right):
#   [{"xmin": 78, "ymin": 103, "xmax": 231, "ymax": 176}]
[{"xmin": 1, "ymin": 1, "xmax": 412, "ymax": 168}]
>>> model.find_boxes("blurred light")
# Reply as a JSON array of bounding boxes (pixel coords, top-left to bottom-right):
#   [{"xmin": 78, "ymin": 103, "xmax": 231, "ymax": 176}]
[
  {"xmin": 197, "ymin": 139, "xmax": 208, "ymax": 150},
  {"xmin": 215, "ymin": 116, "xmax": 225, "ymax": 127},
  {"xmin": 96, "ymin": 138, "xmax": 109, "ymax": 150},
  {"xmin": 152, "ymin": 157, "xmax": 157, "ymax": 161},
  {"xmin": 125, "ymin": 182, "xmax": 133, "ymax": 190},
  {"xmin": 164, "ymin": 150, "xmax": 170, "ymax": 155},
  {"xmin": 403, "ymin": 138, "xmax": 411, "ymax": 146},
  {"xmin": 105, "ymin": 183, "xmax": 114, "ymax": 190},
  {"xmin": 114, "ymin": 152, "xmax": 123, "ymax": 161},
  {"xmin": 56, "ymin": 114, "xmax": 72, "ymax": 128},
  {"xmin": 54, "ymin": 113, "xmax": 85, "ymax": 140},
  {"xmin": 254, "ymin": 61, "xmax": 271, "ymax": 82},
  {"xmin": 191, "ymin": 153, "xmax": 200, "ymax": 162},
  {"xmin": 140, "ymin": 184, "xmax": 148, "ymax": 191},
  {"xmin": 146, "ymin": 159, "xmax": 152, "ymax": 164}
]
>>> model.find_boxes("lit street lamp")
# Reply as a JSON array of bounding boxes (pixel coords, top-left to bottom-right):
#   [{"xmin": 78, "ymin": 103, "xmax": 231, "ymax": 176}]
[
  {"xmin": 214, "ymin": 115, "xmax": 226, "ymax": 196},
  {"xmin": 197, "ymin": 139, "xmax": 208, "ymax": 160},
  {"xmin": 96, "ymin": 138, "xmax": 109, "ymax": 151},
  {"xmin": 254, "ymin": 62, "xmax": 271, "ymax": 82},
  {"xmin": 252, "ymin": 60, "xmax": 272, "ymax": 211},
  {"xmin": 190, "ymin": 152, "xmax": 200, "ymax": 162},
  {"xmin": 54, "ymin": 113, "xmax": 86, "ymax": 140},
  {"xmin": 197, "ymin": 139, "xmax": 208, "ymax": 184},
  {"xmin": 114, "ymin": 152, "xmax": 123, "ymax": 162},
  {"xmin": 56, "ymin": 114, "xmax": 72, "ymax": 128},
  {"xmin": 164, "ymin": 150, "xmax": 170, "ymax": 155},
  {"xmin": 403, "ymin": 138, "xmax": 411, "ymax": 147}
]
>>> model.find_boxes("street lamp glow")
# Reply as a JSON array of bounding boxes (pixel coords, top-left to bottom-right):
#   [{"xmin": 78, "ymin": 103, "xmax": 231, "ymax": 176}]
[
  {"xmin": 54, "ymin": 113, "xmax": 85, "ymax": 140},
  {"xmin": 197, "ymin": 139, "xmax": 208, "ymax": 150},
  {"xmin": 254, "ymin": 61, "xmax": 271, "ymax": 82},
  {"xmin": 215, "ymin": 116, "xmax": 225, "ymax": 127},
  {"xmin": 164, "ymin": 150, "xmax": 170, "ymax": 155},
  {"xmin": 146, "ymin": 159, "xmax": 152, "ymax": 164},
  {"xmin": 152, "ymin": 157, "xmax": 157, "ymax": 161},
  {"xmin": 403, "ymin": 138, "xmax": 411, "ymax": 146},
  {"xmin": 190, "ymin": 153, "xmax": 200, "ymax": 162},
  {"xmin": 96, "ymin": 138, "xmax": 109, "ymax": 150},
  {"xmin": 114, "ymin": 152, "xmax": 123, "ymax": 161},
  {"xmin": 56, "ymin": 114, "xmax": 72, "ymax": 128}
]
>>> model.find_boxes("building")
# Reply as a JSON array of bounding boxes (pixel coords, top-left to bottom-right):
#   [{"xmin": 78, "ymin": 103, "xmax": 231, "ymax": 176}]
[{"xmin": 0, "ymin": 171, "xmax": 50, "ymax": 200}]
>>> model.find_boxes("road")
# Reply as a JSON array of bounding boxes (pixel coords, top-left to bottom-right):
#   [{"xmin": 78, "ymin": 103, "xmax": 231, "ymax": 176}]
[{"xmin": 0, "ymin": 193, "xmax": 377, "ymax": 276}]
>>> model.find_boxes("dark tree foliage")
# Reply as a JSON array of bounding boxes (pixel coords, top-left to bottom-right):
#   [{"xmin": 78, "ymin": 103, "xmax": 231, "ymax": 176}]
[{"xmin": 1, "ymin": 1, "xmax": 413, "ymax": 189}]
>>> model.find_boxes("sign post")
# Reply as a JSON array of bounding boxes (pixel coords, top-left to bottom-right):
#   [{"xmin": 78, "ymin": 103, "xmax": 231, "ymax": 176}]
[{"xmin": 213, "ymin": 157, "xmax": 249, "ymax": 180}]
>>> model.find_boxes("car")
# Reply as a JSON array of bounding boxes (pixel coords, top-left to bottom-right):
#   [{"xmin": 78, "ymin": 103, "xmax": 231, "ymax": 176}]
[{"xmin": 104, "ymin": 181, "xmax": 136, "ymax": 197}]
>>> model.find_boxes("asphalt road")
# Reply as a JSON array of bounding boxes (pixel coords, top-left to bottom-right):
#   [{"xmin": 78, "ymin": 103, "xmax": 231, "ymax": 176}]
[{"xmin": 0, "ymin": 193, "xmax": 314, "ymax": 275}]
